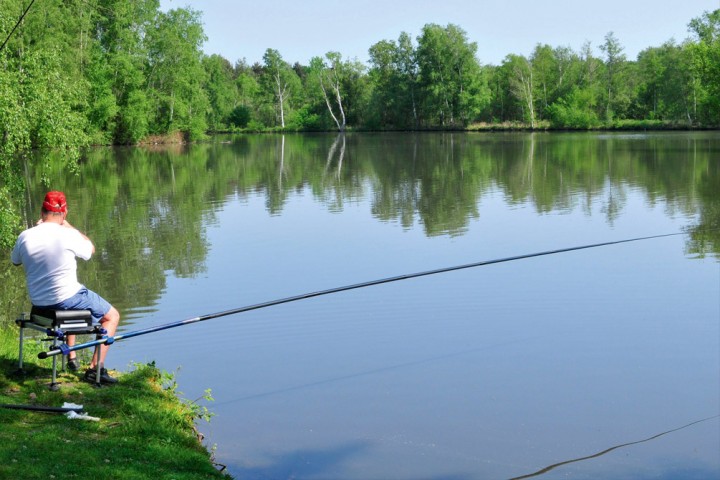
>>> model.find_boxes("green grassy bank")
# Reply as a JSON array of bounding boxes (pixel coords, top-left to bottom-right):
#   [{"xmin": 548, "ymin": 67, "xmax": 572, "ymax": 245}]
[{"xmin": 0, "ymin": 326, "xmax": 230, "ymax": 480}]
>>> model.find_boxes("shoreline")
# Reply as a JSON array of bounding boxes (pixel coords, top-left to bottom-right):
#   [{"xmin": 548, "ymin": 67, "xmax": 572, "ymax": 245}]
[
  {"xmin": 83, "ymin": 122, "xmax": 720, "ymax": 148},
  {"xmin": 0, "ymin": 326, "xmax": 230, "ymax": 480}
]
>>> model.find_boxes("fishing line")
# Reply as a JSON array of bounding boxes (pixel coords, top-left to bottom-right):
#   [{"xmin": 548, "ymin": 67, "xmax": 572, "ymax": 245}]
[
  {"xmin": 508, "ymin": 414, "xmax": 720, "ymax": 479},
  {"xmin": 39, "ymin": 231, "xmax": 687, "ymax": 359},
  {"xmin": 0, "ymin": 0, "xmax": 37, "ymax": 53},
  {"xmin": 214, "ymin": 336, "xmax": 540, "ymax": 406}
]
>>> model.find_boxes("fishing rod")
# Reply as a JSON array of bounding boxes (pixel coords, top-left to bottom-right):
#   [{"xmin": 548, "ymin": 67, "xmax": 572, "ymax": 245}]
[
  {"xmin": 0, "ymin": 403, "xmax": 84, "ymax": 414},
  {"xmin": 0, "ymin": 0, "xmax": 37, "ymax": 53},
  {"xmin": 39, "ymin": 231, "xmax": 685, "ymax": 359}
]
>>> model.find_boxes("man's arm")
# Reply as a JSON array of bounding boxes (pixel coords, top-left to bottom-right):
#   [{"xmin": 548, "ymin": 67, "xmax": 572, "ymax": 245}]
[
  {"xmin": 10, "ymin": 239, "xmax": 22, "ymax": 266},
  {"xmin": 62, "ymin": 219, "xmax": 96, "ymax": 257}
]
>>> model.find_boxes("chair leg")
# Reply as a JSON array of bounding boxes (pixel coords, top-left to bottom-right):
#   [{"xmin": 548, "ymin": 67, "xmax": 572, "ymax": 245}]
[
  {"xmin": 94, "ymin": 345, "xmax": 102, "ymax": 387},
  {"xmin": 49, "ymin": 338, "xmax": 60, "ymax": 391},
  {"xmin": 17, "ymin": 322, "xmax": 25, "ymax": 374}
]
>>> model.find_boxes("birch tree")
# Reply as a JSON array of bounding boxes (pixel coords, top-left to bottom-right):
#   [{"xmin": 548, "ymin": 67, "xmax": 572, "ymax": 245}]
[
  {"xmin": 505, "ymin": 54, "xmax": 536, "ymax": 127},
  {"xmin": 261, "ymin": 48, "xmax": 298, "ymax": 128},
  {"xmin": 552, "ymin": 45, "xmax": 581, "ymax": 100},
  {"xmin": 308, "ymin": 52, "xmax": 348, "ymax": 131}
]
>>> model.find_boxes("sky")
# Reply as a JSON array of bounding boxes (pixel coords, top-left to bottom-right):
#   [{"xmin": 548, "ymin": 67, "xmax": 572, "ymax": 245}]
[{"xmin": 160, "ymin": 0, "xmax": 720, "ymax": 66}]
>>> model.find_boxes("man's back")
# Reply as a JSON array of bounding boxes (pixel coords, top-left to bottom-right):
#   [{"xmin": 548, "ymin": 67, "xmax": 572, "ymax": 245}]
[{"xmin": 11, "ymin": 222, "xmax": 93, "ymax": 306}]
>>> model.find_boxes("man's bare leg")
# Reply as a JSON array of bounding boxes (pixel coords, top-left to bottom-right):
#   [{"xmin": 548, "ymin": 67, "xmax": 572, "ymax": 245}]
[{"xmin": 88, "ymin": 306, "xmax": 120, "ymax": 370}]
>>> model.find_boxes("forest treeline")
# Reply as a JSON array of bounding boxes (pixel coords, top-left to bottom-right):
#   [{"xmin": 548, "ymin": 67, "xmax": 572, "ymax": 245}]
[
  {"xmin": 1, "ymin": 0, "xmax": 719, "ymax": 245},
  {"xmin": 2, "ymin": 1, "xmax": 719, "ymax": 145}
]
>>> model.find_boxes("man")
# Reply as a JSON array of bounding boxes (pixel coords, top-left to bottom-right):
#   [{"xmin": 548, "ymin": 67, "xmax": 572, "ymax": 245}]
[{"xmin": 11, "ymin": 191, "xmax": 120, "ymax": 384}]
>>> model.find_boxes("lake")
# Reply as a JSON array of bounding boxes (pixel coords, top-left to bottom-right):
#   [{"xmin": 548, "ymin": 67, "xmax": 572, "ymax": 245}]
[{"xmin": 4, "ymin": 132, "xmax": 719, "ymax": 479}]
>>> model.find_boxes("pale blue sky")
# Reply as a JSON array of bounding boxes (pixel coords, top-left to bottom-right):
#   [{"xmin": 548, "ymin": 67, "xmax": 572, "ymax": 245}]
[{"xmin": 161, "ymin": 0, "xmax": 719, "ymax": 66}]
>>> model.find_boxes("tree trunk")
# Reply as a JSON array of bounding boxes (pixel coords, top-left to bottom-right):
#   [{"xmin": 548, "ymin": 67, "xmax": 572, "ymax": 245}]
[
  {"xmin": 319, "ymin": 75, "xmax": 345, "ymax": 132},
  {"xmin": 511, "ymin": 59, "xmax": 535, "ymax": 128},
  {"xmin": 169, "ymin": 90, "xmax": 175, "ymax": 124},
  {"xmin": 274, "ymin": 72, "xmax": 287, "ymax": 128},
  {"xmin": 521, "ymin": 69, "xmax": 535, "ymax": 128},
  {"xmin": 333, "ymin": 81, "xmax": 346, "ymax": 131},
  {"xmin": 320, "ymin": 81, "xmax": 341, "ymax": 131}
]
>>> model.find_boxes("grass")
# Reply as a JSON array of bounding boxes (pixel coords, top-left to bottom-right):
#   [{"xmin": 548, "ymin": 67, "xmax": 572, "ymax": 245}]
[{"xmin": 0, "ymin": 326, "xmax": 231, "ymax": 480}]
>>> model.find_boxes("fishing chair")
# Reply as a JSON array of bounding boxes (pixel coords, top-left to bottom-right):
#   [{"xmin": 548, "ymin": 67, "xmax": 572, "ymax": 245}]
[{"xmin": 16, "ymin": 307, "xmax": 105, "ymax": 390}]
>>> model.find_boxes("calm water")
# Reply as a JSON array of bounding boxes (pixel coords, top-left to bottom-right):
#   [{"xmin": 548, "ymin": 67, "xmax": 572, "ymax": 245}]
[{"xmin": 4, "ymin": 132, "xmax": 719, "ymax": 479}]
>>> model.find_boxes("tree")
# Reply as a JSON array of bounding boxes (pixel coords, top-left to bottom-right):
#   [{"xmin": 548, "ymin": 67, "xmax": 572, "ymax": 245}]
[
  {"xmin": 368, "ymin": 39, "xmax": 399, "ymax": 128},
  {"xmin": 541, "ymin": 42, "xmax": 607, "ymax": 128},
  {"xmin": 367, "ymin": 32, "xmax": 420, "ymax": 129},
  {"xmin": 233, "ymin": 60, "xmax": 262, "ymax": 127},
  {"xmin": 260, "ymin": 49, "xmax": 299, "ymax": 128},
  {"xmin": 146, "ymin": 7, "xmax": 209, "ymax": 139},
  {"xmin": 84, "ymin": 41, "xmax": 120, "ymax": 143},
  {"xmin": 530, "ymin": 44, "xmax": 559, "ymax": 120},
  {"xmin": 636, "ymin": 41, "xmax": 697, "ymax": 123},
  {"xmin": 416, "ymin": 23, "xmax": 490, "ymax": 127},
  {"xmin": 307, "ymin": 52, "xmax": 367, "ymax": 131},
  {"xmin": 94, "ymin": 0, "xmax": 159, "ymax": 144},
  {"xmin": 396, "ymin": 32, "xmax": 420, "ymax": 127},
  {"xmin": 504, "ymin": 54, "xmax": 536, "ymax": 127},
  {"xmin": 599, "ymin": 32, "xmax": 629, "ymax": 121},
  {"xmin": 578, "ymin": 41, "xmax": 603, "ymax": 91},
  {"xmin": 203, "ymin": 54, "xmax": 237, "ymax": 131},
  {"xmin": 309, "ymin": 53, "xmax": 348, "ymax": 131},
  {"xmin": 0, "ymin": 11, "xmax": 88, "ymax": 246},
  {"xmin": 688, "ymin": 9, "xmax": 720, "ymax": 125},
  {"xmin": 552, "ymin": 46, "xmax": 581, "ymax": 99}
]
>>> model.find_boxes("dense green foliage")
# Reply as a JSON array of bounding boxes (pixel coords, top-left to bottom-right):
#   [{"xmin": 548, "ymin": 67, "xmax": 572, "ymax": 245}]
[
  {"xmin": 1, "ymin": 1, "xmax": 719, "ymax": 247},
  {"xmin": 0, "ymin": 2, "xmax": 718, "ymax": 140}
]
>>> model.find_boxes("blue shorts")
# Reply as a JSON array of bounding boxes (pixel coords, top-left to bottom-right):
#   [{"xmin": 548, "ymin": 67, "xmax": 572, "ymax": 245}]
[{"xmin": 44, "ymin": 287, "xmax": 112, "ymax": 323}]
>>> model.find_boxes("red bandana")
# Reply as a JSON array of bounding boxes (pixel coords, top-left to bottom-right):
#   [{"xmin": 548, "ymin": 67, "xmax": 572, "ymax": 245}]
[{"xmin": 43, "ymin": 191, "xmax": 67, "ymax": 213}]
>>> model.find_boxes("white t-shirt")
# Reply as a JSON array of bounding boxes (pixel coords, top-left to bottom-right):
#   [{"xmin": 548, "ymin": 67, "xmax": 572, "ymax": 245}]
[{"xmin": 11, "ymin": 222, "xmax": 94, "ymax": 306}]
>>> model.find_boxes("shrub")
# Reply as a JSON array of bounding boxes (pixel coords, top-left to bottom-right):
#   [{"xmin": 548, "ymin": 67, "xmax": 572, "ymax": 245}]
[{"xmin": 548, "ymin": 88, "xmax": 601, "ymax": 129}]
